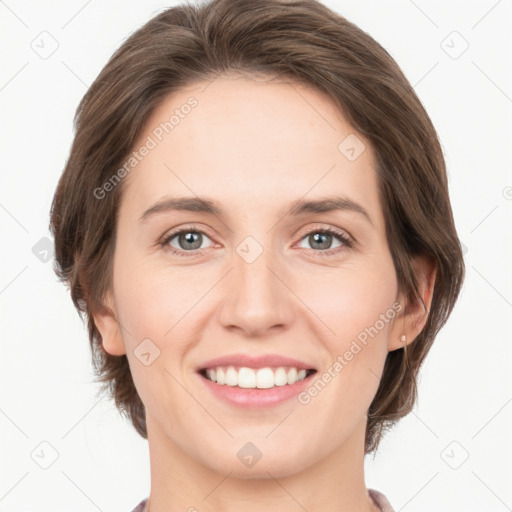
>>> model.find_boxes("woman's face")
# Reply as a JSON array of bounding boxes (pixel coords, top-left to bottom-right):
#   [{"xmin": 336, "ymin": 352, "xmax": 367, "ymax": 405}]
[{"xmin": 97, "ymin": 73, "xmax": 411, "ymax": 477}]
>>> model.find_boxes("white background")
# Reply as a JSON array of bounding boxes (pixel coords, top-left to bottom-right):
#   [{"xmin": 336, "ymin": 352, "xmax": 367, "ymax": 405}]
[{"xmin": 0, "ymin": 1, "xmax": 511, "ymax": 511}]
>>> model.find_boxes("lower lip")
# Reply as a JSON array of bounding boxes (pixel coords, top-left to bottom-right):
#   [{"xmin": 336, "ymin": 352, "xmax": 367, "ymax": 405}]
[{"xmin": 197, "ymin": 371, "xmax": 316, "ymax": 409}]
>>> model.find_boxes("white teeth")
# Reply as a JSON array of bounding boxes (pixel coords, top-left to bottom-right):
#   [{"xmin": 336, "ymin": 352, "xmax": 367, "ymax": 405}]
[
  {"xmin": 215, "ymin": 368, "xmax": 225, "ymax": 385},
  {"xmin": 203, "ymin": 366, "xmax": 311, "ymax": 388},
  {"xmin": 255, "ymin": 368, "xmax": 274, "ymax": 389},
  {"xmin": 225, "ymin": 367, "xmax": 238, "ymax": 386},
  {"xmin": 287, "ymin": 367, "xmax": 297, "ymax": 385},
  {"xmin": 274, "ymin": 367, "xmax": 288, "ymax": 386}
]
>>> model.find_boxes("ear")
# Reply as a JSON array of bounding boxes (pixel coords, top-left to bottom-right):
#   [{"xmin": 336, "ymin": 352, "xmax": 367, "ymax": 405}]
[
  {"xmin": 92, "ymin": 291, "xmax": 126, "ymax": 356},
  {"xmin": 388, "ymin": 254, "xmax": 437, "ymax": 352}
]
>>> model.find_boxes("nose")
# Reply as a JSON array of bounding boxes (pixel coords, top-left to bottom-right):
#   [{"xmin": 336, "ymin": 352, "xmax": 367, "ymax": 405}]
[{"xmin": 218, "ymin": 243, "xmax": 294, "ymax": 337}]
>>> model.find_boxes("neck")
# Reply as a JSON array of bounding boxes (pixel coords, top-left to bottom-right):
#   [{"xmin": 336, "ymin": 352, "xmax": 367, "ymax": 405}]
[{"xmin": 144, "ymin": 415, "xmax": 380, "ymax": 512}]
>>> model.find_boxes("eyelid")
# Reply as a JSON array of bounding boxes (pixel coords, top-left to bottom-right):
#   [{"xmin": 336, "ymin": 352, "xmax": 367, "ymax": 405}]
[
  {"xmin": 159, "ymin": 222, "xmax": 355, "ymax": 257},
  {"xmin": 292, "ymin": 223, "xmax": 354, "ymax": 258},
  {"xmin": 159, "ymin": 223, "xmax": 216, "ymax": 248},
  {"xmin": 294, "ymin": 222, "xmax": 353, "ymax": 245}
]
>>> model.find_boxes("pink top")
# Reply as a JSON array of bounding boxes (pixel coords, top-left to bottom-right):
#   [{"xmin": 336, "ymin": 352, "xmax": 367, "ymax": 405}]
[{"xmin": 130, "ymin": 488, "xmax": 395, "ymax": 511}]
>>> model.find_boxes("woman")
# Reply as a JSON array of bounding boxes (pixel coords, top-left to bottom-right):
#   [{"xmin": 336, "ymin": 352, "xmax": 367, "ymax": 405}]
[{"xmin": 49, "ymin": 0, "xmax": 465, "ymax": 510}]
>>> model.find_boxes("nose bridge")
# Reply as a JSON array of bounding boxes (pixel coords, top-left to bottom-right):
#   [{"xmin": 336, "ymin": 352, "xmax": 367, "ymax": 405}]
[
  {"xmin": 218, "ymin": 231, "xmax": 292, "ymax": 335},
  {"xmin": 237, "ymin": 238, "xmax": 275, "ymax": 293}
]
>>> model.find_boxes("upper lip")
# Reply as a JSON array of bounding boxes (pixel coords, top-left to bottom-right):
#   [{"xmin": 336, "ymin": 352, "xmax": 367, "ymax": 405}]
[{"xmin": 198, "ymin": 353, "xmax": 317, "ymax": 371}]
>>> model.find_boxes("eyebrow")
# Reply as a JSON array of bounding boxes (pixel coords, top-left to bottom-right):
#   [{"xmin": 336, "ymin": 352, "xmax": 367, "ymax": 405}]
[{"xmin": 139, "ymin": 195, "xmax": 374, "ymax": 228}]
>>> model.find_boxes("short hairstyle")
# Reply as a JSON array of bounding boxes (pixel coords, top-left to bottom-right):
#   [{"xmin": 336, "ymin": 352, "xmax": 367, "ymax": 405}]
[{"xmin": 49, "ymin": 0, "xmax": 465, "ymax": 454}]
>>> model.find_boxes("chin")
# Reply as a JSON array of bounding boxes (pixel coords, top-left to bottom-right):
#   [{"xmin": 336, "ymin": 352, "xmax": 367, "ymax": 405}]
[{"xmin": 203, "ymin": 448, "xmax": 312, "ymax": 480}]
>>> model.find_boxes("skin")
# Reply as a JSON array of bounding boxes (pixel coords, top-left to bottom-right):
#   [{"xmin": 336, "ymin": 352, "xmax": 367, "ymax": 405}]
[{"xmin": 94, "ymin": 72, "xmax": 436, "ymax": 512}]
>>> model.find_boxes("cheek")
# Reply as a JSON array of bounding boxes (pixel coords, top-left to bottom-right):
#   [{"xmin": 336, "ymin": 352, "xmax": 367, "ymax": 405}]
[
  {"xmin": 112, "ymin": 261, "xmax": 197, "ymax": 408},
  {"xmin": 303, "ymin": 258, "xmax": 398, "ymax": 347},
  {"xmin": 113, "ymin": 255, "xmax": 208, "ymax": 362},
  {"xmin": 298, "ymin": 264, "xmax": 397, "ymax": 428},
  {"xmin": 111, "ymin": 253, "xmax": 173, "ymax": 344},
  {"xmin": 114, "ymin": 276, "xmax": 167, "ymax": 338}
]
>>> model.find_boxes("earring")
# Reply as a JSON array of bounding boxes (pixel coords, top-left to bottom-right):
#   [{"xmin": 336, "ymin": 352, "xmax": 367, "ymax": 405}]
[{"xmin": 400, "ymin": 334, "xmax": 407, "ymax": 344}]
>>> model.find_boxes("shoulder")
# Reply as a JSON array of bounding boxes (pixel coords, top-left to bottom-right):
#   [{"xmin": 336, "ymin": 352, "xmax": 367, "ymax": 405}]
[
  {"xmin": 130, "ymin": 493, "xmax": 393, "ymax": 512},
  {"xmin": 368, "ymin": 488, "xmax": 395, "ymax": 512},
  {"xmin": 130, "ymin": 497, "xmax": 149, "ymax": 512}
]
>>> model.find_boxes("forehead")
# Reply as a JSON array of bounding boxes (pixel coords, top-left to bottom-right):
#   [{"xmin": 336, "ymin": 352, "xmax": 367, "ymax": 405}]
[{"xmin": 120, "ymin": 74, "xmax": 382, "ymax": 229}]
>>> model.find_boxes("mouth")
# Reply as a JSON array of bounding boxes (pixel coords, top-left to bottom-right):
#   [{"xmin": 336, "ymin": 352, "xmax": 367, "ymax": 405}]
[
  {"xmin": 198, "ymin": 366, "xmax": 318, "ymax": 389},
  {"xmin": 195, "ymin": 353, "xmax": 319, "ymax": 407}
]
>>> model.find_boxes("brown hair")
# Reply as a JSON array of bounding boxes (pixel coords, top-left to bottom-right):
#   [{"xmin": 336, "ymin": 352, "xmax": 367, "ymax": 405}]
[{"xmin": 49, "ymin": 0, "xmax": 465, "ymax": 454}]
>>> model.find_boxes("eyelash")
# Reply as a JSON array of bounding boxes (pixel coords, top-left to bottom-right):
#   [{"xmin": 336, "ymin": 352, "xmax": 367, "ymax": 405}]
[{"xmin": 159, "ymin": 224, "xmax": 354, "ymax": 259}]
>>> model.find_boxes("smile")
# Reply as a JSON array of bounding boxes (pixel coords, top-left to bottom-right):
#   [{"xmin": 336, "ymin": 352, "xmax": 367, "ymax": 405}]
[{"xmin": 200, "ymin": 366, "xmax": 317, "ymax": 389}]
